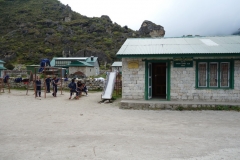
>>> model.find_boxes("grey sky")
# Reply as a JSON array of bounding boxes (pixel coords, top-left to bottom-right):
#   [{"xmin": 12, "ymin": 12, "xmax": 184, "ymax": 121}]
[{"xmin": 59, "ymin": 0, "xmax": 240, "ymax": 37}]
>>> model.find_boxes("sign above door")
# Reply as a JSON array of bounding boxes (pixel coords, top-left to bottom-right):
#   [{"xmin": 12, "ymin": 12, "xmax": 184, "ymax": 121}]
[{"xmin": 173, "ymin": 58, "xmax": 193, "ymax": 67}]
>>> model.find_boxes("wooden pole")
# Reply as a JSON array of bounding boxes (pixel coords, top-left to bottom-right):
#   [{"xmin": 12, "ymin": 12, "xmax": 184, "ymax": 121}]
[
  {"xmin": 61, "ymin": 68, "xmax": 63, "ymax": 95},
  {"xmin": 44, "ymin": 66, "xmax": 46, "ymax": 98},
  {"xmin": 34, "ymin": 67, "xmax": 37, "ymax": 98}
]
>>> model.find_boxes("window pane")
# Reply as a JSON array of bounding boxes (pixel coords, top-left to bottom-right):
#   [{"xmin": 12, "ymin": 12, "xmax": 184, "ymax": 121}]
[
  {"xmin": 221, "ymin": 63, "xmax": 229, "ymax": 87},
  {"xmin": 198, "ymin": 63, "xmax": 207, "ymax": 87},
  {"xmin": 209, "ymin": 63, "xmax": 218, "ymax": 87}
]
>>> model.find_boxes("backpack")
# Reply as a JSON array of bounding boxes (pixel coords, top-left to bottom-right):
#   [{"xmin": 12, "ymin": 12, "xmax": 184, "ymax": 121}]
[{"xmin": 68, "ymin": 82, "xmax": 74, "ymax": 89}]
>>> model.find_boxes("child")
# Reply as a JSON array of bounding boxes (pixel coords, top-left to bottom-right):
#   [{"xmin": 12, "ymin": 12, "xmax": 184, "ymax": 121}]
[
  {"xmin": 68, "ymin": 79, "xmax": 79, "ymax": 99},
  {"xmin": 45, "ymin": 76, "xmax": 51, "ymax": 93},
  {"xmin": 81, "ymin": 82, "xmax": 88, "ymax": 96},
  {"xmin": 52, "ymin": 77, "xmax": 58, "ymax": 97},
  {"xmin": 35, "ymin": 76, "xmax": 41, "ymax": 97},
  {"xmin": 77, "ymin": 80, "xmax": 83, "ymax": 97}
]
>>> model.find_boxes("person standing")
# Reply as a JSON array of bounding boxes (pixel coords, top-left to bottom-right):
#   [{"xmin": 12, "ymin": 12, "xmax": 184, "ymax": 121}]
[
  {"xmin": 35, "ymin": 76, "xmax": 41, "ymax": 97},
  {"xmin": 45, "ymin": 76, "xmax": 51, "ymax": 93},
  {"xmin": 52, "ymin": 76, "xmax": 58, "ymax": 97},
  {"xmin": 77, "ymin": 80, "xmax": 83, "ymax": 98}
]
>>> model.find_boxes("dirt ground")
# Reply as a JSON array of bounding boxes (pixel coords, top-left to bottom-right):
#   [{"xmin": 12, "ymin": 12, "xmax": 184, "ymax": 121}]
[{"xmin": 0, "ymin": 90, "xmax": 240, "ymax": 160}]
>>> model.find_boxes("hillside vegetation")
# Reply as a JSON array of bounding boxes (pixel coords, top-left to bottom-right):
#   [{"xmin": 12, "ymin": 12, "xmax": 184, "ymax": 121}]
[{"xmin": 0, "ymin": 0, "xmax": 142, "ymax": 67}]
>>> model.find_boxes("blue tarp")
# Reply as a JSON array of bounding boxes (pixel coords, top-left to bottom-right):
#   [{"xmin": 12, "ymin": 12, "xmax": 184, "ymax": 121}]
[{"xmin": 39, "ymin": 59, "xmax": 51, "ymax": 72}]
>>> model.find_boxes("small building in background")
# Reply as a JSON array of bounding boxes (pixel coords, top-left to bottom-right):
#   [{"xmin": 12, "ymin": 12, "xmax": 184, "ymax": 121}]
[
  {"xmin": 50, "ymin": 56, "xmax": 100, "ymax": 77},
  {"xmin": 26, "ymin": 65, "xmax": 40, "ymax": 74},
  {"xmin": 0, "ymin": 60, "xmax": 7, "ymax": 78},
  {"xmin": 111, "ymin": 62, "xmax": 122, "ymax": 72}
]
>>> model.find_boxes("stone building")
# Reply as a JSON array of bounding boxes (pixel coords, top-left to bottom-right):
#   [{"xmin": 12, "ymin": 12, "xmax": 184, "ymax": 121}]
[
  {"xmin": 111, "ymin": 62, "xmax": 122, "ymax": 72},
  {"xmin": 50, "ymin": 56, "xmax": 100, "ymax": 77},
  {"xmin": 116, "ymin": 36, "xmax": 240, "ymax": 102}
]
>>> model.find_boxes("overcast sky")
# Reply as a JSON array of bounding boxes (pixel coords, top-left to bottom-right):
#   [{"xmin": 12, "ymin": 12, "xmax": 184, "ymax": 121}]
[{"xmin": 59, "ymin": 0, "xmax": 240, "ymax": 37}]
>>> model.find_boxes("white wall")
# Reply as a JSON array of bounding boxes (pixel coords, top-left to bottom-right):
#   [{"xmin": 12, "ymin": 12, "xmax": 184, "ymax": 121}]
[{"xmin": 69, "ymin": 67, "xmax": 98, "ymax": 77}]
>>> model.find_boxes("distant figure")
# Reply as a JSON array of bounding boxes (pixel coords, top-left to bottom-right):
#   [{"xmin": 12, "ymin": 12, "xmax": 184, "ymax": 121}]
[
  {"xmin": 68, "ymin": 79, "xmax": 79, "ymax": 100},
  {"xmin": 77, "ymin": 81, "xmax": 88, "ymax": 97},
  {"xmin": 81, "ymin": 82, "xmax": 88, "ymax": 96},
  {"xmin": 45, "ymin": 76, "xmax": 51, "ymax": 93},
  {"xmin": 77, "ymin": 80, "xmax": 82, "ymax": 97},
  {"xmin": 39, "ymin": 59, "xmax": 51, "ymax": 73},
  {"xmin": 35, "ymin": 76, "xmax": 41, "ymax": 97},
  {"xmin": 3, "ymin": 74, "xmax": 9, "ymax": 83},
  {"xmin": 52, "ymin": 77, "xmax": 58, "ymax": 97}
]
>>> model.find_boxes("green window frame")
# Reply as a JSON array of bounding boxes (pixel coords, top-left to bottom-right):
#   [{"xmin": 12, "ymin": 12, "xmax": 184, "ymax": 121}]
[{"xmin": 196, "ymin": 60, "xmax": 234, "ymax": 89}]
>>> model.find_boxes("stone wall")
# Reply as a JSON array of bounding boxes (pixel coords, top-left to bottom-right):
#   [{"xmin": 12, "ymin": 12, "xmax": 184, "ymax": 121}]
[
  {"xmin": 171, "ymin": 60, "xmax": 240, "ymax": 102},
  {"xmin": 122, "ymin": 58, "xmax": 145, "ymax": 100},
  {"xmin": 122, "ymin": 58, "xmax": 240, "ymax": 102},
  {"xmin": 2, "ymin": 78, "xmax": 105, "ymax": 91},
  {"xmin": 69, "ymin": 67, "xmax": 98, "ymax": 77}
]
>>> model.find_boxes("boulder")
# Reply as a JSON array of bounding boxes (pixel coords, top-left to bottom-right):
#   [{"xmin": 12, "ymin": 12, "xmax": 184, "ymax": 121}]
[
  {"xmin": 101, "ymin": 15, "xmax": 112, "ymax": 23},
  {"xmin": 138, "ymin": 20, "xmax": 165, "ymax": 37}
]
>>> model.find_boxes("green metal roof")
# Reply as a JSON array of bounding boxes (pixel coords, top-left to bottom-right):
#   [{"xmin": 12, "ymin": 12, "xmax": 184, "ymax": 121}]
[
  {"xmin": 51, "ymin": 57, "xmax": 98, "ymax": 67},
  {"xmin": 67, "ymin": 61, "xmax": 93, "ymax": 67},
  {"xmin": 116, "ymin": 36, "xmax": 240, "ymax": 57},
  {"xmin": 0, "ymin": 66, "xmax": 7, "ymax": 70},
  {"xmin": 86, "ymin": 57, "xmax": 98, "ymax": 63},
  {"xmin": 0, "ymin": 60, "xmax": 5, "ymax": 63},
  {"xmin": 111, "ymin": 62, "xmax": 122, "ymax": 67}
]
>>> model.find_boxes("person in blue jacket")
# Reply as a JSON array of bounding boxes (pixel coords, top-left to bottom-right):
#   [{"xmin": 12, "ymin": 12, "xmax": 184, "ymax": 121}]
[
  {"xmin": 45, "ymin": 76, "xmax": 51, "ymax": 93},
  {"xmin": 3, "ymin": 74, "xmax": 9, "ymax": 83},
  {"xmin": 35, "ymin": 76, "xmax": 41, "ymax": 97},
  {"xmin": 68, "ymin": 78, "xmax": 79, "ymax": 99},
  {"xmin": 52, "ymin": 76, "xmax": 58, "ymax": 97}
]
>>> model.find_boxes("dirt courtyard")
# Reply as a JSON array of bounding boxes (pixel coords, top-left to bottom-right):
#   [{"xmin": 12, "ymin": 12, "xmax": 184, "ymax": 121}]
[{"xmin": 0, "ymin": 90, "xmax": 240, "ymax": 160}]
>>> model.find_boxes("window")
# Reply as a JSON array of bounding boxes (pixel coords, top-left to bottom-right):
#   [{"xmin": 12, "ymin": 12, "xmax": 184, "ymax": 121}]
[{"xmin": 197, "ymin": 61, "xmax": 233, "ymax": 89}]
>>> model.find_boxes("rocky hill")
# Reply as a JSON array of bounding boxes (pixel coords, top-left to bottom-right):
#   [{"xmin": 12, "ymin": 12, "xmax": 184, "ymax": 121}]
[
  {"xmin": 233, "ymin": 28, "xmax": 240, "ymax": 35},
  {"xmin": 0, "ymin": 0, "xmax": 165, "ymax": 68}
]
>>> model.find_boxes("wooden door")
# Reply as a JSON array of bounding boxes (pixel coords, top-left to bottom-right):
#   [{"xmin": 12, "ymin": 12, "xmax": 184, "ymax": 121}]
[{"xmin": 152, "ymin": 63, "xmax": 166, "ymax": 97}]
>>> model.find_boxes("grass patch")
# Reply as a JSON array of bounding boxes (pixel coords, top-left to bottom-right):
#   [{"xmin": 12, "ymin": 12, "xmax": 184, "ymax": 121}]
[
  {"xmin": 176, "ymin": 105, "xmax": 240, "ymax": 111},
  {"xmin": 112, "ymin": 90, "xmax": 122, "ymax": 100}
]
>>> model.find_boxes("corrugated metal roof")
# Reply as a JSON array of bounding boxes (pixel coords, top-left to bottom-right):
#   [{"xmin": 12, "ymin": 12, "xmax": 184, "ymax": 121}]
[
  {"xmin": 0, "ymin": 60, "xmax": 5, "ymax": 63},
  {"xmin": 55, "ymin": 57, "xmax": 87, "ymax": 60},
  {"xmin": 112, "ymin": 62, "xmax": 122, "ymax": 67},
  {"xmin": 0, "ymin": 66, "xmax": 7, "ymax": 70},
  {"xmin": 67, "ymin": 61, "xmax": 93, "ymax": 67},
  {"xmin": 86, "ymin": 57, "xmax": 98, "ymax": 63},
  {"xmin": 116, "ymin": 36, "xmax": 240, "ymax": 56}
]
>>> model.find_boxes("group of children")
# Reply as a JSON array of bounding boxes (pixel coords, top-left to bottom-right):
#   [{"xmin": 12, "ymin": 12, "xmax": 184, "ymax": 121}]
[
  {"xmin": 68, "ymin": 78, "xmax": 88, "ymax": 100},
  {"xmin": 35, "ymin": 76, "xmax": 88, "ymax": 99},
  {"xmin": 35, "ymin": 76, "xmax": 60, "ymax": 97}
]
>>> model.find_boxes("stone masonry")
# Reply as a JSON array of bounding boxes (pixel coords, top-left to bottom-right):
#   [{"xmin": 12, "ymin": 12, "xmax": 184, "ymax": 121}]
[
  {"xmin": 122, "ymin": 58, "xmax": 240, "ymax": 102},
  {"xmin": 2, "ymin": 78, "xmax": 105, "ymax": 91},
  {"xmin": 122, "ymin": 58, "xmax": 145, "ymax": 100},
  {"xmin": 171, "ymin": 60, "xmax": 240, "ymax": 102}
]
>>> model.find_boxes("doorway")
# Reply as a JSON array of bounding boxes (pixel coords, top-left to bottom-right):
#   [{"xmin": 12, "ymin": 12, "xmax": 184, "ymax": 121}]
[
  {"xmin": 147, "ymin": 62, "xmax": 168, "ymax": 100},
  {"xmin": 152, "ymin": 63, "xmax": 166, "ymax": 98}
]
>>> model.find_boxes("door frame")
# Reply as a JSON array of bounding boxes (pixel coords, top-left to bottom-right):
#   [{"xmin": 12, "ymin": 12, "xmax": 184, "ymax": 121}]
[{"xmin": 145, "ymin": 60, "xmax": 171, "ymax": 101}]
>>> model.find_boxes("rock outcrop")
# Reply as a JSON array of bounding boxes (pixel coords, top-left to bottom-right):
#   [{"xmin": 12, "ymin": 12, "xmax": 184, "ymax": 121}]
[
  {"xmin": 138, "ymin": 20, "xmax": 165, "ymax": 37},
  {"xmin": 233, "ymin": 28, "xmax": 240, "ymax": 35}
]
